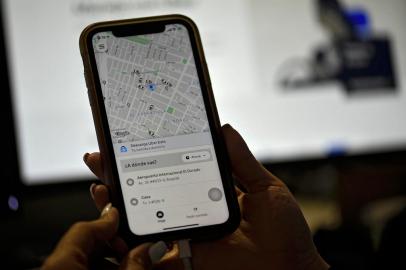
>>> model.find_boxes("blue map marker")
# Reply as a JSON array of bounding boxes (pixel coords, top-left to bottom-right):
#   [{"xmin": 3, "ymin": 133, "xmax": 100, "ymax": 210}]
[{"xmin": 147, "ymin": 83, "xmax": 156, "ymax": 91}]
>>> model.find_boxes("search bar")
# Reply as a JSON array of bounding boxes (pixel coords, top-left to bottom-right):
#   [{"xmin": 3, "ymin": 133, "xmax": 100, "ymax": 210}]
[{"xmin": 120, "ymin": 149, "xmax": 213, "ymax": 172}]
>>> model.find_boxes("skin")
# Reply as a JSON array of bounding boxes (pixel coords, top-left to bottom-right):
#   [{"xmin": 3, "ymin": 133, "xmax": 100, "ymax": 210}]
[
  {"xmin": 42, "ymin": 205, "xmax": 155, "ymax": 270},
  {"xmin": 83, "ymin": 124, "xmax": 329, "ymax": 270}
]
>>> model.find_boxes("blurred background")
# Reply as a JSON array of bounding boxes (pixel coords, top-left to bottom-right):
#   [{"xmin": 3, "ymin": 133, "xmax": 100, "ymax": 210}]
[{"xmin": 1, "ymin": 0, "xmax": 405, "ymax": 269}]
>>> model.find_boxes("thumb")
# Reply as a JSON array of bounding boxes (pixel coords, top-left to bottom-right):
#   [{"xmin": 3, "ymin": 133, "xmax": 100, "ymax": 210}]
[
  {"xmin": 120, "ymin": 241, "xmax": 167, "ymax": 270},
  {"xmin": 66, "ymin": 203, "xmax": 119, "ymax": 256},
  {"xmin": 44, "ymin": 203, "xmax": 119, "ymax": 269},
  {"xmin": 222, "ymin": 124, "xmax": 283, "ymax": 193}
]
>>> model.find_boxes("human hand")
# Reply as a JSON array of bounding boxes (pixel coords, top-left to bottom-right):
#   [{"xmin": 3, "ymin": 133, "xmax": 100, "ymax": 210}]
[
  {"xmin": 42, "ymin": 204, "xmax": 168, "ymax": 270},
  {"xmin": 84, "ymin": 124, "xmax": 329, "ymax": 270}
]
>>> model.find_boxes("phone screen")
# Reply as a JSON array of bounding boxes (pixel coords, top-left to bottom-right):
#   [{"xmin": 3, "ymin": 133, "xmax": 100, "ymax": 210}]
[{"xmin": 91, "ymin": 24, "xmax": 229, "ymax": 235}]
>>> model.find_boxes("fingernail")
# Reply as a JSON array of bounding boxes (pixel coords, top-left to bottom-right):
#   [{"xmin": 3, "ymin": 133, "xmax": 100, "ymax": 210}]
[
  {"xmin": 89, "ymin": 183, "xmax": 96, "ymax": 200},
  {"xmin": 101, "ymin": 202, "xmax": 112, "ymax": 218},
  {"xmin": 165, "ymin": 241, "xmax": 174, "ymax": 251},
  {"xmin": 148, "ymin": 241, "xmax": 167, "ymax": 264},
  {"xmin": 83, "ymin": 152, "xmax": 90, "ymax": 163},
  {"xmin": 224, "ymin": 123, "xmax": 234, "ymax": 130}
]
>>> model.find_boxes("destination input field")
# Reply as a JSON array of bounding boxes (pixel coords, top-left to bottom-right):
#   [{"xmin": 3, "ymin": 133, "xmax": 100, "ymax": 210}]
[{"xmin": 120, "ymin": 149, "xmax": 213, "ymax": 172}]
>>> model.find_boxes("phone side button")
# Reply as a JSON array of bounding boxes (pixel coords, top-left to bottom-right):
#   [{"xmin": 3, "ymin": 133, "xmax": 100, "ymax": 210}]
[
  {"xmin": 87, "ymin": 90, "xmax": 94, "ymax": 107},
  {"xmin": 84, "ymin": 70, "xmax": 91, "ymax": 88}
]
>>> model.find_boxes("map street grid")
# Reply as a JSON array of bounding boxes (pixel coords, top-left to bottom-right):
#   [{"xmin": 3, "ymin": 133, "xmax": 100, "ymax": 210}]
[{"xmin": 93, "ymin": 24, "xmax": 209, "ymax": 145}]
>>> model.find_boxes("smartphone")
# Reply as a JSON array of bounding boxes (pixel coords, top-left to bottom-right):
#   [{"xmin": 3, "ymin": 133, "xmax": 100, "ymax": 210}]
[{"xmin": 79, "ymin": 15, "xmax": 240, "ymax": 244}]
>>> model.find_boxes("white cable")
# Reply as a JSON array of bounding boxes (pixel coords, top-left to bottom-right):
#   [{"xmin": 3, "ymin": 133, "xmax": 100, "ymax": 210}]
[{"xmin": 178, "ymin": 239, "xmax": 193, "ymax": 270}]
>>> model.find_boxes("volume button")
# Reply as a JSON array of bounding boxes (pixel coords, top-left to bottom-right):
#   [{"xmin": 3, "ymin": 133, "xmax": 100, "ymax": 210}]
[
  {"xmin": 87, "ymin": 90, "xmax": 94, "ymax": 107},
  {"xmin": 84, "ymin": 66, "xmax": 94, "ymax": 107},
  {"xmin": 83, "ymin": 67, "xmax": 91, "ymax": 89}
]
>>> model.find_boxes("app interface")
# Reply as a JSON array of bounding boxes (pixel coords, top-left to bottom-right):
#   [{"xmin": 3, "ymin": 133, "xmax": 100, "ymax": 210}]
[{"xmin": 92, "ymin": 24, "xmax": 229, "ymax": 235}]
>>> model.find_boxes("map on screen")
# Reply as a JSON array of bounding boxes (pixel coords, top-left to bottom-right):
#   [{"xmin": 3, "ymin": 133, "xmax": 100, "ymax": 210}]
[{"xmin": 93, "ymin": 26, "xmax": 208, "ymax": 144}]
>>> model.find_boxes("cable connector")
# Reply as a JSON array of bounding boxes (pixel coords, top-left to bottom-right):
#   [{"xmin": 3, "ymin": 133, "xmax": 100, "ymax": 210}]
[{"xmin": 178, "ymin": 239, "xmax": 193, "ymax": 270}]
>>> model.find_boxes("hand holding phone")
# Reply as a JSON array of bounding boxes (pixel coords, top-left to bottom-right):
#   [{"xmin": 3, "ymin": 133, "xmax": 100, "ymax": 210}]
[
  {"xmin": 85, "ymin": 125, "xmax": 330, "ymax": 270},
  {"xmin": 80, "ymin": 15, "xmax": 240, "ymax": 244}
]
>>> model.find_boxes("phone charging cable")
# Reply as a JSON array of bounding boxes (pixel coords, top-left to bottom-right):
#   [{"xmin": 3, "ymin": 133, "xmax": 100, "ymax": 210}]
[{"xmin": 178, "ymin": 239, "xmax": 193, "ymax": 270}]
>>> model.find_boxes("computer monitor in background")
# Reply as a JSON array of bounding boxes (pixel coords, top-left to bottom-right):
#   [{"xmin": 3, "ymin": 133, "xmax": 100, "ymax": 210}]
[
  {"xmin": 1, "ymin": 0, "xmax": 406, "ymax": 186},
  {"xmin": 0, "ymin": 3, "xmax": 20, "ymax": 214}
]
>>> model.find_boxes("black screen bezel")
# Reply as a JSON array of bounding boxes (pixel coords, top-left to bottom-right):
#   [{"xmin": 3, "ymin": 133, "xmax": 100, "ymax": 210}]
[{"xmin": 84, "ymin": 15, "xmax": 240, "ymax": 244}]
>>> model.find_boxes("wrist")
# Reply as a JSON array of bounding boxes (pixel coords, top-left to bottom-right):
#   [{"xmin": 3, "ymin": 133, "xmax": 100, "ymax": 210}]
[
  {"xmin": 303, "ymin": 252, "xmax": 329, "ymax": 270},
  {"xmin": 266, "ymin": 250, "xmax": 329, "ymax": 270}
]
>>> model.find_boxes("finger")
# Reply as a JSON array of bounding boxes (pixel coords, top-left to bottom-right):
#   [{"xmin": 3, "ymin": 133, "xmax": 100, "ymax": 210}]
[
  {"xmin": 120, "ymin": 241, "xmax": 167, "ymax": 270},
  {"xmin": 90, "ymin": 184, "xmax": 110, "ymax": 212},
  {"xmin": 45, "ymin": 204, "xmax": 119, "ymax": 268},
  {"xmin": 84, "ymin": 152, "xmax": 104, "ymax": 180},
  {"xmin": 110, "ymin": 236, "xmax": 129, "ymax": 259},
  {"xmin": 90, "ymin": 184, "xmax": 127, "ymax": 257},
  {"xmin": 152, "ymin": 242, "xmax": 183, "ymax": 270},
  {"xmin": 154, "ymin": 258, "xmax": 184, "ymax": 270},
  {"xmin": 65, "ymin": 204, "xmax": 119, "ymax": 255},
  {"xmin": 222, "ymin": 124, "xmax": 282, "ymax": 193},
  {"xmin": 235, "ymin": 186, "xmax": 243, "ymax": 197}
]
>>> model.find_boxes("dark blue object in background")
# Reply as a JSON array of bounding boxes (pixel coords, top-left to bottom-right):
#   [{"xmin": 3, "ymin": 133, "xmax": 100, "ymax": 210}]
[{"xmin": 345, "ymin": 8, "xmax": 371, "ymax": 40}]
